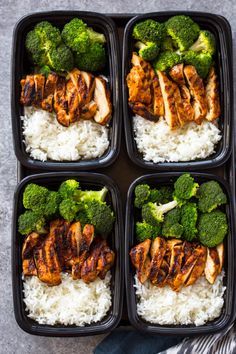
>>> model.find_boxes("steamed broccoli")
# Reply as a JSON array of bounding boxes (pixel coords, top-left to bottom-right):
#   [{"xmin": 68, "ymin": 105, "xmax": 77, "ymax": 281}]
[
  {"xmin": 198, "ymin": 210, "xmax": 228, "ymax": 247},
  {"xmin": 74, "ymin": 187, "xmax": 108, "ymax": 203},
  {"xmin": 190, "ymin": 30, "xmax": 216, "ymax": 56},
  {"xmin": 39, "ymin": 65, "xmax": 51, "ymax": 77},
  {"xmin": 47, "ymin": 44, "xmax": 74, "ymax": 72},
  {"xmin": 59, "ymin": 198, "xmax": 80, "ymax": 222},
  {"xmin": 74, "ymin": 42, "xmax": 106, "ymax": 72},
  {"xmin": 161, "ymin": 36, "xmax": 176, "ymax": 52},
  {"xmin": 87, "ymin": 27, "xmax": 106, "ymax": 44},
  {"xmin": 85, "ymin": 200, "xmax": 115, "ymax": 234},
  {"xmin": 136, "ymin": 221, "xmax": 161, "ymax": 242},
  {"xmin": 157, "ymin": 186, "xmax": 174, "ymax": 204},
  {"xmin": 197, "ymin": 181, "xmax": 227, "ymax": 213},
  {"xmin": 18, "ymin": 210, "xmax": 46, "ymax": 235},
  {"xmin": 44, "ymin": 191, "xmax": 61, "ymax": 218},
  {"xmin": 23, "ymin": 183, "xmax": 49, "ymax": 210},
  {"xmin": 161, "ymin": 208, "xmax": 183, "ymax": 238},
  {"xmin": 153, "ymin": 51, "xmax": 181, "ymax": 72},
  {"xmin": 132, "ymin": 19, "xmax": 166, "ymax": 43},
  {"xmin": 142, "ymin": 200, "xmax": 178, "ymax": 226},
  {"xmin": 135, "ymin": 41, "xmax": 159, "ymax": 61},
  {"xmin": 180, "ymin": 202, "xmax": 198, "ymax": 241},
  {"xmin": 173, "ymin": 173, "xmax": 199, "ymax": 204},
  {"xmin": 58, "ymin": 179, "xmax": 80, "ymax": 199},
  {"xmin": 61, "ymin": 18, "xmax": 90, "ymax": 54},
  {"xmin": 134, "ymin": 184, "xmax": 151, "ymax": 208},
  {"xmin": 183, "ymin": 51, "xmax": 212, "ymax": 78},
  {"xmin": 165, "ymin": 15, "xmax": 200, "ymax": 51}
]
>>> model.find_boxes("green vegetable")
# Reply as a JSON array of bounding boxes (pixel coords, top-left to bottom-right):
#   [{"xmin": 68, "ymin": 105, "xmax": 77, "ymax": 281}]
[
  {"xmin": 180, "ymin": 202, "xmax": 198, "ymax": 241},
  {"xmin": 198, "ymin": 210, "xmax": 228, "ymax": 247},
  {"xmin": 87, "ymin": 27, "xmax": 106, "ymax": 44},
  {"xmin": 165, "ymin": 15, "xmax": 200, "ymax": 51},
  {"xmin": 197, "ymin": 180, "xmax": 227, "ymax": 213},
  {"xmin": 23, "ymin": 183, "xmax": 49, "ymax": 210},
  {"xmin": 134, "ymin": 184, "xmax": 151, "ymax": 208},
  {"xmin": 61, "ymin": 18, "xmax": 90, "ymax": 54},
  {"xmin": 135, "ymin": 41, "xmax": 159, "ymax": 61},
  {"xmin": 44, "ymin": 191, "xmax": 61, "ymax": 218},
  {"xmin": 161, "ymin": 36, "xmax": 176, "ymax": 52},
  {"xmin": 74, "ymin": 42, "xmax": 106, "ymax": 72},
  {"xmin": 183, "ymin": 51, "xmax": 212, "ymax": 78},
  {"xmin": 74, "ymin": 187, "xmax": 108, "ymax": 203},
  {"xmin": 153, "ymin": 51, "xmax": 181, "ymax": 72},
  {"xmin": 173, "ymin": 173, "xmax": 199, "ymax": 204},
  {"xmin": 85, "ymin": 200, "xmax": 115, "ymax": 234},
  {"xmin": 18, "ymin": 210, "xmax": 46, "ymax": 235},
  {"xmin": 39, "ymin": 65, "xmax": 51, "ymax": 77},
  {"xmin": 132, "ymin": 19, "xmax": 166, "ymax": 43},
  {"xmin": 59, "ymin": 198, "xmax": 80, "ymax": 222},
  {"xmin": 142, "ymin": 200, "xmax": 178, "ymax": 226},
  {"xmin": 58, "ymin": 179, "xmax": 80, "ymax": 199},
  {"xmin": 47, "ymin": 44, "xmax": 74, "ymax": 72},
  {"xmin": 157, "ymin": 186, "xmax": 174, "ymax": 204},
  {"xmin": 190, "ymin": 30, "xmax": 216, "ymax": 56},
  {"xmin": 136, "ymin": 221, "xmax": 161, "ymax": 242},
  {"xmin": 162, "ymin": 208, "xmax": 183, "ymax": 238}
]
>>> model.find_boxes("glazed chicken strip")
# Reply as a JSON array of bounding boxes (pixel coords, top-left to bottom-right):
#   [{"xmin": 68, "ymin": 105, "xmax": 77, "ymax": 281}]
[
  {"xmin": 169, "ymin": 64, "xmax": 185, "ymax": 86},
  {"xmin": 130, "ymin": 239, "xmax": 151, "ymax": 283},
  {"xmin": 205, "ymin": 67, "xmax": 221, "ymax": 121},
  {"xmin": 41, "ymin": 72, "xmax": 58, "ymax": 112},
  {"xmin": 80, "ymin": 71, "xmax": 95, "ymax": 104},
  {"xmin": 50, "ymin": 219, "xmax": 71, "ymax": 269},
  {"xmin": 54, "ymin": 76, "xmax": 71, "ymax": 127},
  {"xmin": 20, "ymin": 75, "xmax": 35, "ymax": 106},
  {"xmin": 68, "ymin": 68, "xmax": 87, "ymax": 107},
  {"xmin": 66, "ymin": 79, "xmax": 80, "ymax": 122},
  {"xmin": 185, "ymin": 245, "xmax": 207, "ymax": 286},
  {"xmin": 81, "ymin": 239, "xmax": 106, "ymax": 283},
  {"xmin": 153, "ymin": 76, "xmax": 165, "ymax": 117},
  {"xmin": 166, "ymin": 240, "xmax": 184, "ymax": 289},
  {"xmin": 97, "ymin": 244, "xmax": 115, "ymax": 280},
  {"xmin": 81, "ymin": 101, "xmax": 98, "ymax": 120},
  {"xmin": 205, "ymin": 247, "xmax": 220, "ymax": 284},
  {"xmin": 129, "ymin": 102, "xmax": 158, "ymax": 122},
  {"xmin": 22, "ymin": 232, "xmax": 41, "ymax": 259},
  {"xmin": 149, "ymin": 237, "xmax": 167, "ymax": 285},
  {"xmin": 93, "ymin": 77, "xmax": 112, "ymax": 125},
  {"xmin": 23, "ymin": 258, "xmax": 37, "ymax": 276},
  {"xmin": 217, "ymin": 243, "xmax": 224, "ymax": 274},
  {"xmin": 33, "ymin": 74, "xmax": 45, "ymax": 108},
  {"xmin": 173, "ymin": 85, "xmax": 189, "ymax": 126},
  {"xmin": 157, "ymin": 70, "xmax": 180, "ymax": 129},
  {"xmin": 184, "ymin": 65, "xmax": 208, "ymax": 124},
  {"xmin": 179, "ymin": 85, "xmax": 195, "ymax": 121}
]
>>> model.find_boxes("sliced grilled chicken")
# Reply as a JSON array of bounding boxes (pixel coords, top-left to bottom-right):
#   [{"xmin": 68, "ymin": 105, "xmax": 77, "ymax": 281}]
[
  {"xmin": 169, "ymin": 64, "xmax": 185, "ymax": 86},
  {"xmin": 93, "ymin": 77, "xmax": 112, "ymax": 125},
  {"xmin": 185, "ymin": 245, "xmax": 207, "ymax": 286},
  {"xmin": 205, "ymin": 67, "xmax": 221, "ymax": 121},
  {"xmin": 66, "ymin": 79, "xmax": 80, "ymax": 122},
  {"xmin": 217, "ymin": 243, "xmax": 224, "ymax": 274},
  {"xmin": 34, "ymin": 74, "xmax": 45, "ymax": 107},
  {"xmin": 129, "ymin": 102, "xmax": 158, "ymax": 122},
  {"xmin": 179, "ymin": 85, "xmax": 195, "ymax": 121},
  {"xmin": 149, "ymin": 237, "xmax": 166, "ymax": 285},
  {"xmin": 153, "ymin": 76, "xmax": 165, "ymax": 117},
  {"xmin": 205, "ymin": 247, "xmax": 220, "ymax": 284},
  {"xmin": 20, "ymin": 75, "xmax": 35, "ymax": 106},
  {"xmin": 166, "ymin": 241, "xmax": 184, "ymax": 289},
  {"xmin": 130, "ymin": 239, "xmax": 151, "ymax": 283},
  {"xmin": 173, "ymin": 85, "xmax": 188, "ymax": 126},
  {"xmin": 97, "ymin": 244, "xmax": 115, "ymax": 280},
  {"xmin": 22, "ymin": 258, "xmax": 37, "ymax": 276},
  {"xmin": 42, "ymin": 73, "xmax": 58, "ymax": 112},
  {"xmin": 157, "ymin": 70, "xmax": 180, "ymax": 129},
  {"xmin": 81, "ymin": 239, "xmax": 106, "ymax": 283},
  {"xmin": 184, "ymin": 65, "xmax": 207, "ymax": 124},
  {"xmin": 81, "ymin": 101, "xmax": 98, "ymax": 120},
  {"xmin": 81, "ymin": 71, "xmax": 95, "ymax": 104},
  {"xmin": 54, "ymin": 76, "xmax": 70, "ymax": 127},
  {"xmin": 68, "ymin": 68, "xmax": 87, "ymax": 107},
  {"xmin": 22, "ymin": 232, "xmax": 41, "ymax": 259},
  {"xmin": 50, "ymin": 219, "xmax": 71, "ymax": 269}
]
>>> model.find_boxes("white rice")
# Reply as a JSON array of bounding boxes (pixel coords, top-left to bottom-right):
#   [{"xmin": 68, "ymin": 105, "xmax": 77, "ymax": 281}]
[
  {"xmin": 23, "ymin": 272, "xmax": 112, "ymax": 326},
  {"xmin": 133, "ymin": 115, "xmax": 222, "ymax": 163},
  {"xmin": 134, "ymin": 273, "xmax": 225, "ymax": 326},
  {"xmin": 21, "ymin": 107, "xmax": 110, "ymax": 161}
]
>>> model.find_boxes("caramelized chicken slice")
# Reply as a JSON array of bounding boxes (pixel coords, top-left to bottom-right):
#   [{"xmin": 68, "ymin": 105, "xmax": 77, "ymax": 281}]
[
  {"xmin": 157, "ymin": 70, "xmax": 180, "ymax": 129},
  {"xmin": 81, "ymin": 239, "xmax": 106, "ymax": 283},
  {"xmin": 93, "ymin": 77, "xmax": 112, "ymax": 125},
  {"xmin": 153, "ymin": 76, "xmax": 165, "ymax": 117},
  {"xmin": 166, "ymin": 241, "xmax": 184, "ymax": 289},
  {"xmin": 81, "ymin": 101, "xmax": 98, "ymax": 120},
  {"xmin": 205, "ymin": 67, "xmax": 221, "ymax": 121},
  {"xmin": 42, "ymin": 72, "xmax": 58, "ymax": 112},
  {"xmin": 66, "ymin": 221, "xmax": 83, "ymax": 260},
  {"xmin": 68, "ymin": 68, "xmax": 87, "ymax": 107},
  {"xmin": 20, "ymin": 75, "xmax": 35, "ymax": 106},
  {"xmin": 22, "ymin": 232, "xmax": 41, "ymax": 259},
  {"xmin": 217, "ymin": 243, "xmax": 224, "ymax": 274},
  {"xmin": 97, "ymin": 244, "xmax": 115, "ymax": 279},
  {"xmin": 50, "ymin": 219, "xmax": 71, "ymax": 269},
  {"xmin": 157, "ymin": 259, "xmax": 169, "ymax": 287},
  {"xmin": 129, "ymin": 102, "xmax": 158, "ymax": 122},
  {"xmin": 131, "ymin": 53, "xmax": 155, "ymax": 81},
  {"xmin": 169, "ymin": 64, "xmax": 185, "ymax": 86},
  {"xmin": 33, "ymin": 74, "xmax": 45, "ymax": 107},
  {"xmin": 80, "ymin": 71, "xmax": 95, "ymax": 104},
  {"xmin": 130, "ymin": 239, "xmax": 151, "ymax": 283},
  {"xmin": 54, "ymin": 76, "xmax": 70, "ymax": 127},
  {"xmin": 173, "ymin": 85, "xmax": 188, "ymax": 126},
  {"xmin": 127, "ymin": 66, "xmax": 152, "ymax": 105},
  {"xmin": 149, "ymin": 237, "xmax": 166, "ymax": 285},
  {"xmin": 185, "ymin": 245, "xmax": 207, "ymax": 286},
  {"xmin": 205, "ymin": 247, "xmax": 220, "ymax": 284},
  {"xmin": 22, "ymin": 258, "xmax": 37, "ymax": 276},
  {"xmin": 179, "ymin": 85, "xmax": 195, "ymax": 121},
  {"xmin": 66, "ymin": 79, "xmax": 80, "ymax": 122},
  {"xmin": 184, "ymin": 65, "xmax": 207, "ymax": 124}
]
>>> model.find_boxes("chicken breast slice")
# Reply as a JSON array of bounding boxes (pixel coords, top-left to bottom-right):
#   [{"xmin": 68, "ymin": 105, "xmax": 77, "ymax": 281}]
[
  {"xmin": 80, "ymin": 71, "xmax": 95, "ymax": 104},
  {"xmin": 185, "ymin": 245, "xmax": 207, "ymax": 286},
  {"xmin": 149, "ymin": 237, "xmax": 167, "ymax": 285},
  {"xmin": 153, "ymin": 76, "xmax": 165, "ymax": 117},
  {"xmin": 129, "ymin": 239, "xmax": 151, "ymax": 283},
  {"xmin": 81, "ymin": 101, "xmax": 98, "ymax": 120},
  {"xmin": 93, "ymin": 77, "xmax": 112, "ymax": 125},
  {"xmin": 205, "ymin": 247, "xmax": 220, "ymax": 284},
  {"xmin": 205, "ymin": 67, "xmax": 221, "ymax": 121},
  {"xmin": 127, "ymin": 65, "xmax": 152, "ymax": 105},
  {"xmin": 20, "ymin": 75, "xmax": 35, "ymax": 106},
  {"xmin": 179, "ymin": 85, "xmax": 195, "ymax": 121},
  {"xmin": 129, "ymin": 102, "xmax": 158, "ymax": 122},
  {"xmin": 217, "ymin": 243, "xmax": 224, "ymax": 274},
  {"xmin": 169, "ymin": 64, "xmax": 185, "ymax": 86},
  {"xmin": 34, "ymin": 74, "xmax": 45, "ymax": 108}
]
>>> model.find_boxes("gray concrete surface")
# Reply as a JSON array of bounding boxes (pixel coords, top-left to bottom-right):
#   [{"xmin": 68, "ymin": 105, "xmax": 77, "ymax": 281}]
[{"xmin": 0, "ymin": 1, "xmax": 235, "ymax": 353}]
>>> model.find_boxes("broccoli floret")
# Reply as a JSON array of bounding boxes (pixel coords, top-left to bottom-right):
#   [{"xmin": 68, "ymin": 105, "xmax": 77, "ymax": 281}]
[
  {"xmin": 162, "ymin": 208, "xmax": 183, "ymax": 238},
  {"xmin": 173, "ymin": 174, "xmax": 199, "ymax": 204},
  {"xmin": 44, "ymin": 191, "xmax": 61, "ymax": 218},
  {"xmin": 39, "ymin": 65, "xmax": 52, "ymax": 77},
  {"xmin": 61, "ymin": 18, "xmax": 90, "ymax": 54},
  {"xmin": 85, "ymin": 200, "xmax": 115, "ymax": 235},
  {"xmin": 165, "ymin": 15, "xmax": 200, "ymax": 51},
  {"xmin": 59, "ymin": 198, "xmax": 80, "ymax": 222},
  {"xmin": 180, "ymin": 202, "xmax": 198, "ymax": 241},
  {"xmin": 157, "ymin": 186, "xmax": 174, "ymax": 204},
  {"xmin": 74, "ymin": 187, "xmax": 108, "ymax": 203},
  {"xmin": 23, "ymin": 183, "xmax": 49, "ymax": 210},
  {"xmin": 133, "ymin": 19, "xmax": 166, "ymax": 43},
  {"xmin": 74, "ymin": 42, "xmax": 106, "ymax": 72},
  {"xmin": 190, "ymin": 30, "xmax": 216, "ymax": 56},
  {"xmin": 58, "ymin": 179, "xmax": 80, "ymax": 199},
  {"xmin": 161, "ymin": 36, "xmax": 176, "ymax": 52},
  {"xmin": 183, "ymin": 51, "xmax": 212, "ymax": 78},
  {"xmin": 197, "ymin": 181, "xmax": 227, "ymax": 213},
  {"xmin": 136, "ymin": 221, "xmax": 161, "ymax": 242},
  {"xmin": 153, "ymin": 51, "xmax": 181, "ymax": 72},
  {"xmin": 135, "ymin": 41, "xmax": 159, "ymax": 61},
  {"xmin": 134, "ymin": 184, "xmax": 151, "ymax": 208},
  {"xmin": 18, "ymin": 210, "xmax": 46, "ymax": 235},
  {"xmin": 142, "ymin": 200, "xmax": 178, "ymax": 226},
  {"xmin": 47, "ymin": 44, "xmax": 74, "ymax": 72},
  {"xmin": 87, "ymin": 27, "xmax": 106, "ymax": 44},
  {"xmin": 198, "ymin": 210, "xmax": 228, "ymax": 247}
]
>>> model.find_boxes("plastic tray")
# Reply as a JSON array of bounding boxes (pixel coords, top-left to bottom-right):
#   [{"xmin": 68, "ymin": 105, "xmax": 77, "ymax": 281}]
[
  {"xmin": 12, "ymin": 172, "xmax": 124, "ymax": 336},
  {"xmin": 11, "ymin": 11, "xmax": 121, "ymax": 171},
  {"xmin": 122, "ymin": 12, "xmax": 233, "ymax": 170},
  {"xmin": 125, "ymin": 172, "xmax": 236, "ymax": 335}
]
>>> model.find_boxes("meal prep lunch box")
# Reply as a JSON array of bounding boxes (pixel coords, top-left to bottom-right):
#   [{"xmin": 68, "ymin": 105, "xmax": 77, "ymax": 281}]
[
  {"xmin": 11, "ymin": 11, "xmax": 121, "ymax": 171},
  {"xmin": 125, "ymin": 172, "xmax": 236, "ymax": 335},
  {"xmin": 12, "ymin": 172, "xmax": 124, "ymax": 336},
  {"xmin": 122, "ymin": 12, "xmax": 233, "ymax": 171}
]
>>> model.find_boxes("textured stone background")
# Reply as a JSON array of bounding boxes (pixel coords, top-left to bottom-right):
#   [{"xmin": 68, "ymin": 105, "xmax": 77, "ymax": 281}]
[{"xmin": 0, "ymin": 1, "xmax": 235, "ymax": 353}]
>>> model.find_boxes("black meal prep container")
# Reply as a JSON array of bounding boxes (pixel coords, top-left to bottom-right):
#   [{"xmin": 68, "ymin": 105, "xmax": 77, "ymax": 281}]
[
  {"xmin": 11, "ymin": 11, "xmax": 121, "ymax": 170},
  {"xmin": 12, "ymin": 172, "xmax": 124, "ymax": 336},
  {"xmin": 125, "ymin": 172, "xmax": 236, "ymax": 335},
  {"xmin": 122, "ymin": 12, "xmax": 233, "ymax": 170}
]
